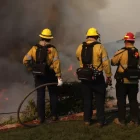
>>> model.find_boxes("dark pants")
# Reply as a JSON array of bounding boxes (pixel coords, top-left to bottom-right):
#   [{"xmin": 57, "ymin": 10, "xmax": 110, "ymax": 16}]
[
  {"xmin": 34, "ymin": 71, "xmax": 58, "ymax": 122},
  {"xmin": 81, "ymin": 76, "xmax": 106, "ymax": 123},
  {"xmin": 116, "ymin": 83, "xmax": 139, "ymax": 123}
]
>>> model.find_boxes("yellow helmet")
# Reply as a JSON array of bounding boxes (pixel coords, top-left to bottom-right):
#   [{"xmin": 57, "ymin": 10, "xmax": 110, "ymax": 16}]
[
  {"xmin": 39, "ymin": 28, "xmax": 53, "ymax": 39},
  {"xmin": 86, "ymin": 27, "xmax": 99, "ymax": 37}
]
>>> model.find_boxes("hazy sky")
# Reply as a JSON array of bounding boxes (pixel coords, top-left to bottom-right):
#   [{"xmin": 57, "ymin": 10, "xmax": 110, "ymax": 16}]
[{"xmin": 98, "ymin": 0, "xmax": 140, "ymax": 43}]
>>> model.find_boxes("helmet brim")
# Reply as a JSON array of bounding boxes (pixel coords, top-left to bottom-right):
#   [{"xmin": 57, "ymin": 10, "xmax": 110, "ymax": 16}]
[
  {"xmin": 86, "ymin": 34, "xmax": 99, "ymax": 37},
  {"xmin": 124, "ymin": 39, "xmax": 135, "ymax": 41},
  {"xmin": 39, "ymin": 34, "xmax": 53, "ymax": 39}
]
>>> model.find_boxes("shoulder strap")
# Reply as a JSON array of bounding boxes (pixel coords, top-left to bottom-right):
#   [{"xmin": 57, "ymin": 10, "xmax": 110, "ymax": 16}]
[
  {"xmin": 91, "ymin": 41, "xmax": 101, "ymax": 46},
  {"xmin": 81, "ymin": 41, "xmax": 101, "ymax": 66},
  {"xmin": 46, "ymin": 44, "xmax": 56, "ymax": 48},
  {"xmin": 35, "ymin": 43, "xmax": 43, "ymax": 48},
  {"xmin": 113, "ymin": 48, "xmax": 127, "ymax": 71},
  {"xmin": 114, "ymin": 48, "xmax": 127, "ymax": 57},
  {"xmin": 35, "ymin": 44, "xmax": 56, "ymax": 49},
  {"xmin": 82, "ymin": 41, "xmax": 102, "ymax": 69}
]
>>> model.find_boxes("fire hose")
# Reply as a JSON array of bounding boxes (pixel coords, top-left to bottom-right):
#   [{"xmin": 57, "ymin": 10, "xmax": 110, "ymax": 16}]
[
  {"xmin": 17, "ymin": 82, "xmax": 57, "ymax": 128},
  {"xmin": 17, "ymin": 82, "xmax": 114, "ymax": 128}
]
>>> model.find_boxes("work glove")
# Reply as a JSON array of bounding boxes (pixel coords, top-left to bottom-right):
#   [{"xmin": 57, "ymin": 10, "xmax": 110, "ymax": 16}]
[
  {"xmin": 106, "ymin": 77, "xmax": 112, "ymax": 86},
  {"xmin": 27, "ymin": 67, "xmax": 32, "ymax": 72},
  {"xmin": 57, "ymin": 77, "xmax": 63, "ymax": 86},
  {"xmin": 25, "ymin": 61, "xmax": 33, "ymax": 72}
]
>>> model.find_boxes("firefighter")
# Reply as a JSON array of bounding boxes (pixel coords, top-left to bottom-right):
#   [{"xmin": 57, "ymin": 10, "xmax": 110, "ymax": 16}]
[
  {"xmin": 111, "ymin": 32, "xmax": 139, "ymax": 126},
  {"xmin": 23, "ymin": 28, "xmax": 63, "ymax": 123},
  {"xmin": 76, "ymin": 27, "xmax": 112, "ymax": 126}
]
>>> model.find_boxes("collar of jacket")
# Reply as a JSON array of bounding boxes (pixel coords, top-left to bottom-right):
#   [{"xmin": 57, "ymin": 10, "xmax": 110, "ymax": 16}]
[
  {"xmin": 34, "ymin": 42, "xmax": 51, "ymax": 49},
  {"xmin": 125, "ymin": 45, "xmax": 135, "ymax": 49},
  {"xmin": 86, "ymin": 40, "xmax": 95, "ymax": 44}
]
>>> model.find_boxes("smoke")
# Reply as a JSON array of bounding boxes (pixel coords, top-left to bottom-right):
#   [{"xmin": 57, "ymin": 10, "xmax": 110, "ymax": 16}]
[
  {"xmin": 0, "ymin": 0, "xmax": 108, "ymax": 113},
  {"xmin": 1, "ymin": 0, "xmax": 140, "ymax": 114},
  {"xmin": 0, "ymin": 0, "xmax": 60, "ymax": 58},
  {"xmin": 0, "ymin": 83, "xmax": 34, "ymax": 112},
  {"xmin": 55, "ymin": 0, "xmax": 108, "ymax": 79},
  {"xmin": 0, "ymin": 0, "xmax": 108, "ymax": 83}
]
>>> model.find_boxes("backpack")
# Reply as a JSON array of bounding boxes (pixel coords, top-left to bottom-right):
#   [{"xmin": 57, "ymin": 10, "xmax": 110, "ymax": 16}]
[
  {"xmin": 76, "ymin": 41, "xmax": 103, "ymax": 81},
  {"xmin": 35, "ymin": 44, "xmax": 56, "ymax": 63},
  {"xmin": 32, "ymin": 44, "xmax": 55, "ymax": 76},
  {"xmin": 127, "ymin": 47, "xmax": 139, "ymax": 69},
  {"xmin": 35, "ymin": 44, "xmax": 48, "ymax": 63},
  {"xmin": 115, "ymin": 47, "xmax": 140, "ymax": 80}
]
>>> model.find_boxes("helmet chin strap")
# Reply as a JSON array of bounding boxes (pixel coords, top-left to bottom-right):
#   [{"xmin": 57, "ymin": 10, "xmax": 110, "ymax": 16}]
[{"xmin": 98, "ymin": 36, "xmax": 101, "ymax": 42}]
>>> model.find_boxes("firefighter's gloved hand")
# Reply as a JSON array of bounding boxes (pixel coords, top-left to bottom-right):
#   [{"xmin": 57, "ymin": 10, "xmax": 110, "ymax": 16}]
[
  {"xmin": 106, "ymin": 77, "xmax": 112, "ymax": 86},
  {"xmin": 57, "ymin": 78, "xmax": 63, "ymax": 86},
  {"xmin": 27, "ymin": 67, "xmax": 32, "ymax": 72}
]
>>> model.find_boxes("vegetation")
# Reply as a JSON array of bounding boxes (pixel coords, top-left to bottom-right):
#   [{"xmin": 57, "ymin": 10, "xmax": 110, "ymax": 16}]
[
  {"xmin": 20, "ymin": 99, "xmax": 37, "ymax": 122},
  {"xmin": 0, "ymin": 82, "xmax": 137, "ymax": 140},
  {"xmin": 1, "ymin": 82, "xmax": 115, "ymax": 125},
  {"xmin": 1, "ymin": 116, "xmax": 17, "ymax": 125}
]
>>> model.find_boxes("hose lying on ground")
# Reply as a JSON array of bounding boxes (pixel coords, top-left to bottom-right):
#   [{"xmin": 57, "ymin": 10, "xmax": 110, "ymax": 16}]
[
  {"xmin": 17, "ymin": 82, "xmax": 129, "ymax": 128},
  {"xmin": 17, "ymin": 82, "xmax": 57, "ymax": 128},
  {"xmin": 17, "ymin": 83, "xmax": 116, "ymax": 127}
]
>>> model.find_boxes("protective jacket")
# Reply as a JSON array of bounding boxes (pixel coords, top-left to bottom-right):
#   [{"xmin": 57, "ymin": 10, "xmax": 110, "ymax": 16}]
[
  {"xmin": 76, "ymin": 40, "xmax": 112, "ymax": 77},
  {"xmin": 111, "ymin": 45, "xmax": 140, "ymax": 84},
  {"xmin": 23, "ymin": 44, "xmax": 61, "ymax": 77}
]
